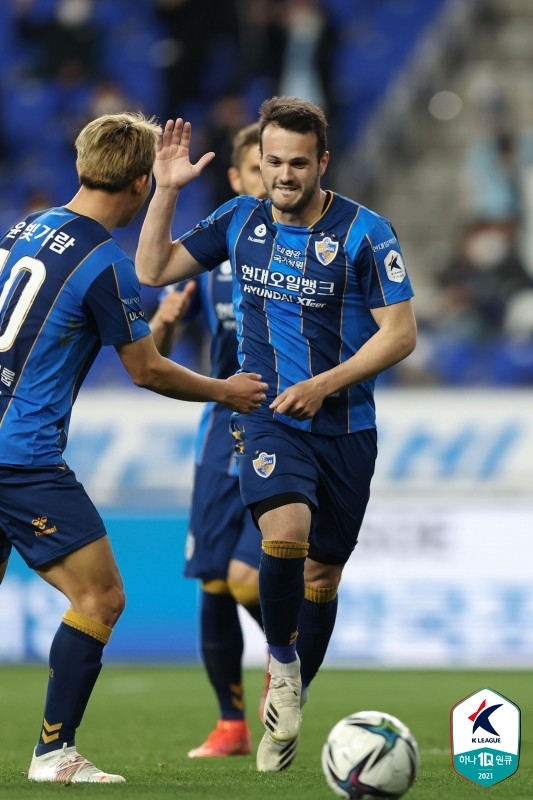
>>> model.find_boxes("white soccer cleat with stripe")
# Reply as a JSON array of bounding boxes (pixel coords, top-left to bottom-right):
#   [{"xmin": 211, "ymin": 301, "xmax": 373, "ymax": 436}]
[
  {"xmin": 28, "ymin": 743, "xmax": 125, "ymax": 783},
  {"xmin": 257, "ymin": 655, "xmax": 309, "ymax": 772},
  {"xmin": 262, "ymin": 655, "xmax": 302, "ymax": 742},
  {"xmin": 257, "ymin": 731, "xmax": 300, "ymax": 772}
]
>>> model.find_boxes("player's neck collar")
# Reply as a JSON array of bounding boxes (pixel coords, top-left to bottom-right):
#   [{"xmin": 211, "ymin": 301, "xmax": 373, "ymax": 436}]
[{"xmin": 271, "ymin": 190, "xmax": 332, "ymax": 228}]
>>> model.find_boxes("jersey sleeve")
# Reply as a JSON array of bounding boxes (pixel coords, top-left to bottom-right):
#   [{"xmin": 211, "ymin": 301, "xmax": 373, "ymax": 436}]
[
  {"xmin": 84, "ymin": 257, "xmax": 151, "ymax": 345},
  {"xmin": 356, "ymin": 216, "xmax": 414, "ymax": 308},
  {"xmin": 179, "ymin": 198, "xmax": 237, "ymax": 268}
]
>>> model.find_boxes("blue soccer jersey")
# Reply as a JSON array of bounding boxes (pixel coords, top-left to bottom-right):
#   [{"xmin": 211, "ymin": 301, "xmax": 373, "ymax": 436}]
[
  {"xmin": 180, "ymin": 191, "xmax": 414, "ymax": 435},
  {"xmin": 163, "ymin": 261, "xmax": 240, "ymax": 474},
  {"xmin": 0, "ymin": 207, "xmax": 151, "ymax": 466}
]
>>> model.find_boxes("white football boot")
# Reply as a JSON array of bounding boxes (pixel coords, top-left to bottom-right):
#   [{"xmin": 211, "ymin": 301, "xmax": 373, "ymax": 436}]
[
  {"xmin": 262, "ymin": 655, "xmax": 302, "ymax": 742},
  {"xmin": 257, "ymin": 657, "xmax": 309, "ymax": 772},
  {"xmin": 28, "ymin": 743, "xmax": 125, "ymax": 783}
]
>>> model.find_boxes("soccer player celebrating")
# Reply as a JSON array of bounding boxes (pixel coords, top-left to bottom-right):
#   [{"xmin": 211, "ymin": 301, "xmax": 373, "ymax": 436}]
[
  {"xmin": 149, "ymin": 124, "xmax": 270, "ymax": 758},
  {"xmin": 0, "ymin": 111, "xmax": 266, "ymax": 784},
  {"xmin": 136, "ymin": 97, "xmax": 417, "ymax": 772}
]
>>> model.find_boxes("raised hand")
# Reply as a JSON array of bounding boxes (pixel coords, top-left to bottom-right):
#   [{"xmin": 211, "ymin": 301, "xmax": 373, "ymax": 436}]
[
  {"xmin": 154, "ymin": 118, "xmax": 215, "ymax": 191},
  {"xmin": 158, "ymin": 281, "xmax": 196, "ymax": 324}
]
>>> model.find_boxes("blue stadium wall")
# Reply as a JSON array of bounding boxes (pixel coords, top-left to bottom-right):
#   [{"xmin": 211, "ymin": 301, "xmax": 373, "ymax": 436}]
[{"xmin": 2, "ymin": 387, "xmax": 533, "ymax": 667}]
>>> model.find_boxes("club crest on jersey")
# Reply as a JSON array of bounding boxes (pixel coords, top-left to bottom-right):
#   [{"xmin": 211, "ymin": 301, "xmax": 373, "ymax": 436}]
[
  {"xmin": 384, "ymin": 250, "xmax": 406, "ymax": 282},
  {"xmin": 253, "ymin": 452, "xmax": 276, "ymax": 478},
  {"xmin": 315, "ymin": 236, "xmax": 338, "ymax": 265}
]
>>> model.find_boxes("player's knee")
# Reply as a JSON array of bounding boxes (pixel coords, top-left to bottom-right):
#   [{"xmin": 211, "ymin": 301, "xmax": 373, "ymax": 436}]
[
  {"xmin": 304, "ymin": 583, "xmax": 338, "ymax": 603},
  {"xmin": 76, "ymin": 583, "xmax": 126, "ymax": 627},
  {"xmin": 304, "ymin": 559, "xmax": 343, "ymax": 589},
  {"xmin": 106, "ymin": 584, "xmax": 126, "ymax": 623},
  {"xmin": 227, "ymin": 578, "xmax": 259, "ymax": 607}
]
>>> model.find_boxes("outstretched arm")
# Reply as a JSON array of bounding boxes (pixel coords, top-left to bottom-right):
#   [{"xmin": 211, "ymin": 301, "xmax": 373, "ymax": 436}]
[
  {"xmin": 136, "ymin": 119, "xmax": 215, "ymax": 287},
  {"xmin": 116, "ymin": 335, "xmax": 267, "ymax": 413}
]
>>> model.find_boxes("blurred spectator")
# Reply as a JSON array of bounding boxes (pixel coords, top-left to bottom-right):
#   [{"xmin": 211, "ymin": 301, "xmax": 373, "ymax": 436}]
[
  {"xmin": 277, "ymin": 0, "xmax": 337, "ymax": 116},
  {"xmin": 201, "ymin": 94, "xmax": 255, "ymax": 208},
  {"xmin": 22, "ymin": 189, "xmax": 54, "ymax": 215},
  {"xmin": 431, "ymin": 220, "xmax": 533, "ymax": 340},
  {"xmin": 14, "ymin": 0, "xmax": 103, "ymax": 87},
  {"xmin": 154, "ymin": 0, "xmax": 241, "ymax": 120},
  {"xmin": 462, "ymin": 129, "xmax": 531, "ymax": 229},
  {"xmin": 232, "ymin": 0, "xmax": 286, "ymax": 101},
  {"xmin": 234, "ymin": 0, "xmax": 337, "ymax": 123},
  {"xmin": 83, "ymin": 80, "xmax": 133, "ymax": 118},
  {"xmin": 460, "ymin": 87, "xmax": 533, "ymax": 231},
  {"xmin": 66, "ymin": 79, "xmax": 135, "ymax": 145}
]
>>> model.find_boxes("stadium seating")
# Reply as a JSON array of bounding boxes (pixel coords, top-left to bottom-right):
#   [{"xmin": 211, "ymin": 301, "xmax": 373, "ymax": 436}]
[{"xmin": 3, "ymin": 0, "xmax": 530, "ymax": 387}]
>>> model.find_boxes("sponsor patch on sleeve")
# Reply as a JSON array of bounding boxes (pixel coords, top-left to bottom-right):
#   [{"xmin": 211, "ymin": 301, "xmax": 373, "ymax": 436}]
[{"xmin": 384, "ymin": 250, "xmax": 406, "ymax": 283}]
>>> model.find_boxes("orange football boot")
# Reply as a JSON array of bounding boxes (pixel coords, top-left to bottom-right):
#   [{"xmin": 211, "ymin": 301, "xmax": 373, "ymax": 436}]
[{"xmin": 187, "ymin": 720, "xmax": 251, "ymax": 758}]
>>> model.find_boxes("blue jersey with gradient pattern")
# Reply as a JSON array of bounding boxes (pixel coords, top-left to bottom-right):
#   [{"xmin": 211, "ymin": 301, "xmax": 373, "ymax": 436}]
[
  {"xmin": 180, "ymin": 191, "xmax": 414, "ymax": 435},
  {"xmin": 162, "ymin": 261, "xmax": 239, "ymax": 474},
  {"xmin": 0, "ymin": 207, "xmax": 150, "ymax": 466}
]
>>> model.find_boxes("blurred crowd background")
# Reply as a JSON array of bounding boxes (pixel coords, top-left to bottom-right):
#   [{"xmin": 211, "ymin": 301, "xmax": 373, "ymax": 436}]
[{"xmin": 2, "ymin": 0, "xmax": 533, "ymax": 387}]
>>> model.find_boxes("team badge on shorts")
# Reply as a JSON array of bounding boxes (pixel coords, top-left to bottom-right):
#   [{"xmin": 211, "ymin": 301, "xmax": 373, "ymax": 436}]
[
  {"xmin": 253, "ymin": 452, "xmax": 276, "ymax": 478},
  {"xmin": 315, "ymin": 237, "xmax": 338, "ymax": 265}
]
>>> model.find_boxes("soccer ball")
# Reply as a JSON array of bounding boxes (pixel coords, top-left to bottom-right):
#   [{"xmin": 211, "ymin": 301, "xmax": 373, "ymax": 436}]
[{"xmin": 321, "ymin": 710, "xmax": 419, "ymax": 799}]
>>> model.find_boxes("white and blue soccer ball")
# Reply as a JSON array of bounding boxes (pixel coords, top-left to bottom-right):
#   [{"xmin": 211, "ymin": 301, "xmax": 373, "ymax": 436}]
[{"xmin": 321, "ymin": 710, "xmax": 420, "ymax": 799}]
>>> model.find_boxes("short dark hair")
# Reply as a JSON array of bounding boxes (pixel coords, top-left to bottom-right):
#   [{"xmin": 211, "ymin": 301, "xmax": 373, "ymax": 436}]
[
  {"xmin": 258, "ymin": 96, "xmax": 328, "ymax": 160},
  {"xmin": 231, "ymin": 123, "xmax": 260, "ymax": 169}
]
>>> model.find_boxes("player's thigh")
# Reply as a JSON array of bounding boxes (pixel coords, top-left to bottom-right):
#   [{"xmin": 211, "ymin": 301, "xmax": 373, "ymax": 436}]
[
  {"xmin": 257, "ymin": 501, "xmax": 312, "ymax": 542},
  {"xmin": 231, "ymin": 414, "xmax": 318, "ymax": 509},
  {"xmin": 0, "ymin": 465, "xmax": 108, "ymax": 571},
  {"xmin": 228, "ymin": 559, "xmax": 258, "ymax": 586},
  {"xmin": 311, "ymin": 429, "xmax": 377, "ymax": 564},
  {"xmin": 185, "ymin": 464, "xmax": 248, "ymax": 581},
  {"xmin": 37, "ymin": 535, "xmax": 124, "ymax": 612}
]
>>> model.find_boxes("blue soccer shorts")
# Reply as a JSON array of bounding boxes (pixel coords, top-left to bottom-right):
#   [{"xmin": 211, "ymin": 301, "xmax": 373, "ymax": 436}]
[
  {"xmin": 184, "ymin": 461, "xmax": 261, "ymax": 582},
  {"xmin": 0, "ymin": 465, "xmax": 107, "ymax": 570},
  {"xmin": 230, "ymin": 414, "xmax": 377, "ymax": 565}
]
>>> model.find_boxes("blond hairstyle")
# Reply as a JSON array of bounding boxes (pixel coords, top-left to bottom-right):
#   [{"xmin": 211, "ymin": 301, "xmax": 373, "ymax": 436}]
[
  {"xmin": 74, "ymin": 111, "xmax": 160, "ymax": 193},
  {"xmin": 231, "ymin": 123, "xmax": 260, "ymax": 170}
]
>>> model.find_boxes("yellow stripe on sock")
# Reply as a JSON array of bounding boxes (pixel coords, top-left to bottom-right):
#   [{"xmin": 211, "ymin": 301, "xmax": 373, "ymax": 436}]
[
  {"xmin": 261, "ymin": 540, "xmax": 309, "ymax": 559},
  {"xmin": 62, "ymin": 608, "xmax": 112, "ymax": 644},
  {"xmin": 202, "ymin": 579, "xmax": 230, "ymax": 595},
  {"xmin": 41, "ymin": 717, "xmax": 62, "ymax": 744},
  {"xmin": 304, "ymin": 584, "xmax": 338, "ymax": 603},
  {"xmin": 229, "ymin": 682, "xmax": 245, "ymax": 711}
]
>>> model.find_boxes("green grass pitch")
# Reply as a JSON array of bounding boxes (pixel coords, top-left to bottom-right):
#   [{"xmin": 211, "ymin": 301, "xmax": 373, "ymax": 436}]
[{"xmin": 1, "ymin": 665, "xmax": 531, "ymax": 799}]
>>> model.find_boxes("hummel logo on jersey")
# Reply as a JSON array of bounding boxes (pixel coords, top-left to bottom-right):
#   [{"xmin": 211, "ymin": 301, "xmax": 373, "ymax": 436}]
[
  {"xmin": 248, "ymin": 223, "xmax": 267, "ymax": 244},
  {"xmin": 384, "ymin": 250, "xmax": 406, "ymax": 283},
  {"xmin": 217, "ymin": 260, "xmax": 233, "ymax": 280}
]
